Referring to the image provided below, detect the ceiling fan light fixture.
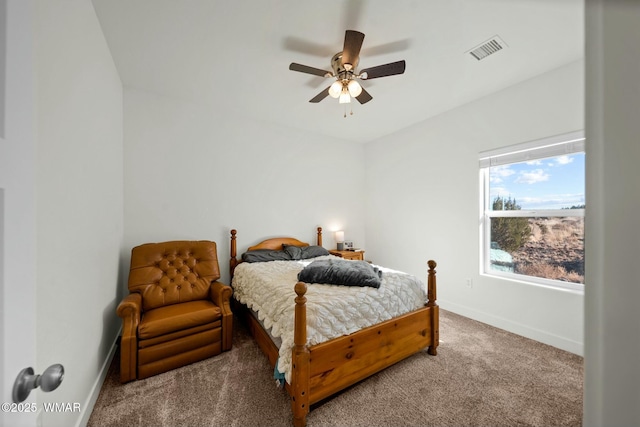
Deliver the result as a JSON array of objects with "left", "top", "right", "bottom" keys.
[
  {"left": 329, "top": 81, "right": 343, "bottom": 98},
  {"left": 347, "top": 80, "right": 362, "bottom": 97},
  {"left": 289, "top": 30, "right": 406, "bottom": 108},
  {"left": 339, "top": 87, "right": 351, "bottom": 104}
]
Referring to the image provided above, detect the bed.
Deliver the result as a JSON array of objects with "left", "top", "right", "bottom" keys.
[{"left": 229, "top": 227, "right": 439, "bottom": 427}]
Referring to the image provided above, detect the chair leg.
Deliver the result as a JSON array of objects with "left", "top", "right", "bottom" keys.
[
  {"left": 222, "top": 313, "right": 233, "bottom": 351},
  {"left": 119, "top": 333, "right": 137, "bottom": 383}
]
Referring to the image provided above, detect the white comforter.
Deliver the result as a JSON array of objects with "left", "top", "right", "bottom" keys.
[{"left": 231, "top": 255, "right": 427, "bottom": 383}]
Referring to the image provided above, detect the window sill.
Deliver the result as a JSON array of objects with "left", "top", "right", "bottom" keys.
[{"left": 480, "top": 271, "right": 585, "bottom": 294}]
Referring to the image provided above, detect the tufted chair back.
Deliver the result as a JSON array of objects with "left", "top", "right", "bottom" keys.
[{"left": 128, "top": 241, "right": 221, "bottom": 312}]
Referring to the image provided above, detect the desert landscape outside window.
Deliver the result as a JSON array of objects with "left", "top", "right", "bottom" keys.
[{"left": 479, "top": 132, "right": 585, "bottom": 291}]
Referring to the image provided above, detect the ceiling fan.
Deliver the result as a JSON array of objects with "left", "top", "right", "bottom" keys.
[{"left": 289, "top": 30, "right": 406, "bottom": 106}]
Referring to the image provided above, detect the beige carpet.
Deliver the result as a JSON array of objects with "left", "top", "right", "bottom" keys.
[{"left": 87, "top": 310, "right": 583, "bottom": 427}]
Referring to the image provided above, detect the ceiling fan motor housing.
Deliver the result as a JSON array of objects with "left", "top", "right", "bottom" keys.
[{"left": 331, "top": 52, "right": 358, "bottom": 79}]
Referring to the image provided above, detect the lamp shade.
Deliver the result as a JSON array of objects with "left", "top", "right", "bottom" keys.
[
  {"left": 339, "top": 89, "right": 351, "bottom": 104},
  {"left": 329, "top": 81, "right": 343, "bottom": 98},
  {"left": 347, "top": 80, "right": 362, "bottom": 97},
  {"left": 335, "top": 230, "right": 344, "bottom": 242}
]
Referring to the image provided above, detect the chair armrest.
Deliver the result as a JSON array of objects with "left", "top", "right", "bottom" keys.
[
  {"left": 117, "top": 292, "right": 142, "bottom": 322},
  {"left": 116, "top": 293, "right": 141, "bottom": 382},
  {"left": 210, "top": 281, "right": 233, "bottom": 351},
  {"left": 210, "top": 281, "right": 232, "bottom": 313}
]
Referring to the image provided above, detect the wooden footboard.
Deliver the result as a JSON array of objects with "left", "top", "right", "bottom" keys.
[
  {"left": 230, "top": 229, "right": 439, "bottom": 427},
  {"left": 290, "top": 262, "right": 438, "bottom": 427}
]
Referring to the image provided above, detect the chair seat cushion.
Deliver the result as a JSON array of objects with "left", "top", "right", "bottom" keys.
[{"left": 138, "top": 300, "right": 221, "bottom": 340}]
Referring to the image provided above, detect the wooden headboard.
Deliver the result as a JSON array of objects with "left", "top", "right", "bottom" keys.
[
  {"left": 248, "top": 237, "right": 309, "bottom": 251},
  {"left": 230, "top": 227, "right": 323, "bottom": 277}
]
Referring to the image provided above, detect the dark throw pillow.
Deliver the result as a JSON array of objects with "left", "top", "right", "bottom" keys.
[
  {"left": 242, "top": 249, "right": 291, "bottom": 263},
  {"left": 300, "top": 245, "right": 330, "bottom": 259},
  {"left": 298, "top": 259, "right": 382, "bottom": 288},
  {"left": 282, "top": 244, "right": 304, "bottom": 260}
]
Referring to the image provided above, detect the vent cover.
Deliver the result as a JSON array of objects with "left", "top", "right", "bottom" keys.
[{"left": 467, "top": 36, "right": 507, "bottom": 61}]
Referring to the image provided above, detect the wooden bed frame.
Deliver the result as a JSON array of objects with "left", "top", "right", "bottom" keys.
[{"left": 230, "top": 227, "right": 439, "bottom": 427}]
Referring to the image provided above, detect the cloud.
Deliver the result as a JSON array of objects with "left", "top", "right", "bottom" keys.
[
  {"left": 525, "top": 160, "right": 543, "bottom": 166},
  {"left": 490, "top": 165, "right": 515, "bottom": 184},
  {"left": 515, "top": 169, "right": 550, "bottom": 184},
  {"left": 490, "top": 187, "right": 510, "bottom": 199},
  {"left": 555, "top": 155, "right": 574, "bottom": 165}
]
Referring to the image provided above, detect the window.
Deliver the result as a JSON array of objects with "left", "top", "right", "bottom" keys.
[{"left": 479, "top": 131, "right": 585, "bottom": 291}]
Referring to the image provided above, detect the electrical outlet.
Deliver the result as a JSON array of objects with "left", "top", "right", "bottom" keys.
[{"left": 465, "top": 278, "right": 473, "bottom": 288}]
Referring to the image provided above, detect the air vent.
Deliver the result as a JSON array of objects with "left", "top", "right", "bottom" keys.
[{"left": 467, "top": 36, "right": 507, "bottom": 61}]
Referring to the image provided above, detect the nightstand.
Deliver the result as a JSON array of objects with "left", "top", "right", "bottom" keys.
[{"left": 329, "top": 250, "right": 365, "bottom": 261}]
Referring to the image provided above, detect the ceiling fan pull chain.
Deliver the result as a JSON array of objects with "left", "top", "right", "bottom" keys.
[{"left": 344, "top": 105, "right": 347, "bottom": 118}]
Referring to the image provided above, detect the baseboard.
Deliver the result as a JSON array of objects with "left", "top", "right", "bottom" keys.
[
  {"left": 439, "top": 300, "right": 584, "bottom": 356},
  {"left": 76, "top": 327, "right": 121, "bottom": 427}
]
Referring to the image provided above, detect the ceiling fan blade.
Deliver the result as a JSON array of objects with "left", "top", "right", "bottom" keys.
[
  {"left": 361, "top": 39, "right": 411, "bottom": 57},
  {"left": 355, "top": 87, "right": 373, "bottom": 104},
  {"left": 309, "top": 87, "right": 331, "bottom": 103},
  {"left": 283, "top": 37, "right": 336, "bottom": 57},
  {"left": 360, "top": 60, "right": 406, "bottom": 80},
  {"left": 289, "top": 63, "right": 333, "bottom": 78},
  {"left": 342, "top": 30, "right": 365, "bottom": 69}
]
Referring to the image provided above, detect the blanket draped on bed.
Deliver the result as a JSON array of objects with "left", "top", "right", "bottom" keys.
[
  {"left": 298, "top": 258, "right": 382, "bottom": 288},
  {"left": 231, "top": 255, "right": 427, "bottom": 383}
]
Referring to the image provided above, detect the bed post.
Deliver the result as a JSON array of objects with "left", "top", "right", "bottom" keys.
[
  {"left": 230, "top": 229, "right": 239, "bottom": 278},
  {"left": 316, "top": 226, "right": 322, "bottom": 247},
  {"left": 291, "top": 282, "right": 310, "bottom": 427},
  {"left": 427, "top": 260, "right": 439, "bottom": 356}
]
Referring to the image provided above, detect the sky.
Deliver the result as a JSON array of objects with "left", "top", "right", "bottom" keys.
[{"left": 489, "top": 153, "right": 585, "bottom": 210}]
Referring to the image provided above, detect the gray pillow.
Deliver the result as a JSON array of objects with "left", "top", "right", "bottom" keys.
[
  {"left": 283, "top": 244, "right": 330, "bottom": 260},
  {"left": 282, "top": 244, "right": 303, "bottom": 260},
  {"left": 298, "top": 259, "right": 382, "bottom": 288},
  {"left": 242, "top": 249, "right": 291, "bottom": 263},
  {"left": 300, "top": 245, "right": 330, "bottom": 259}
]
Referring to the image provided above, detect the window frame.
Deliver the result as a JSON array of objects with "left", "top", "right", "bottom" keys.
[{"left": 479, "top": 131, "right": 585, "bottom": 292}]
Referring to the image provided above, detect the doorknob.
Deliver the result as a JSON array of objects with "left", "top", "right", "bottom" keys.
[{"left": 12, "top": 364, "right": 64, "bottom": 403}]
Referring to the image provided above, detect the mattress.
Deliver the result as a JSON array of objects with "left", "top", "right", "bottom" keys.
[{"left": 231, "top": 255, "right": 427, "bottom": 383}]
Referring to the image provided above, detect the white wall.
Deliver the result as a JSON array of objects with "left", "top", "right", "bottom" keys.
[
  {"left": 364, "top": 60, "right": 585, "bottom": 355},
  {"left": 584, "top": 1, "right": 640, "bottom": 426},
  {"left": 124, "top": 88, "right": 366, "bottom": 285},
  {"left": 35, "top": 1, "right": 123, "bottom": 426}
]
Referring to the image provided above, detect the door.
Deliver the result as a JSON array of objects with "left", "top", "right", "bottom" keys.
[{"left": 1, "top": 1, "right": 38, "bottom": 426}]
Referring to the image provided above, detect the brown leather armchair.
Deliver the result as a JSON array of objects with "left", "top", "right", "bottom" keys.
[{"left": 116, "top": 240, "right": 232, "bottom": 382}]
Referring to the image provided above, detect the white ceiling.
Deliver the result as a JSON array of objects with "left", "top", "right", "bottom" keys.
[{"left": 91, "top": 0, "right": 584, "bottom": 143}]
